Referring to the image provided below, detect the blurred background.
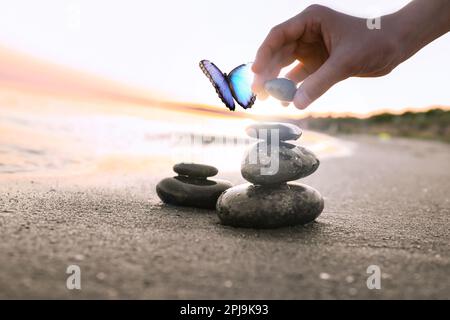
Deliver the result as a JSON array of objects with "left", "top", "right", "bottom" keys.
[{"left": 0, "top": 0, "right": 449, "bottom": 177}]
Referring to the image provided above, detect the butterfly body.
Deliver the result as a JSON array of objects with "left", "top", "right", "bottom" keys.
[{"left": 199, "top": 60, "right": 256, "bottom": 111}]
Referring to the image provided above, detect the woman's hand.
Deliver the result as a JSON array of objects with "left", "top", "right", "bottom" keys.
[{"left": 252, "top": 1, "right": 450, "bottom": 109}]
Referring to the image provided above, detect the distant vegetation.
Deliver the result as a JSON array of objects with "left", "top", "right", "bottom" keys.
[{"left": 295, "top": 108, "right": 450, "bottom": 143}]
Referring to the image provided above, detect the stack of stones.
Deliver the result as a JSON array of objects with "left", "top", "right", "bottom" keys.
[
  {"left": 156, "top": 163, "right": 232, "bottom": 209},
  {"left": 216, "top": 122, "right": 324, "bottom": 228}
]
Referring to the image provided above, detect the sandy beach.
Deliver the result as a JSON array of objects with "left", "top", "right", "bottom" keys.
[{"left": 1, "top": 130, "right": 449, "bottom": 299}]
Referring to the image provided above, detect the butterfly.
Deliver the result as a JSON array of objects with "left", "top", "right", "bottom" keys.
[{"left": 199, "top": 60, "right": 256, "bottom": 111}]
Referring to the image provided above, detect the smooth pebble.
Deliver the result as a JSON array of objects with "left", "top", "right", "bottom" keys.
[
  {"left": 245, "top": 122, "right": 302, "bottom": 141},
  {"left": 241, "top": 142, "right": 319, "bottom": 185},
  {"left": 216, "top": 182, "right": 324, "bottom": 228},
  {"left": 156, "top": 176, "right": 232, "bottom": 209},
  {"left": 173, "top": 163, "right": 218, "bottom": 178},
  {"left": 264, "top": 78, "right": 297, "bottom": 102}
]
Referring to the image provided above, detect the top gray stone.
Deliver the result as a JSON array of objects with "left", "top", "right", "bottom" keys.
[
  {"left": 264, "top": 78, "right": 297, "bottom": 102},
  {"left": 173, "top": 163, "right": 218, "bottom": 178},
  {"left": 245, "top": 122, "right": 302, "bottom": 141}
]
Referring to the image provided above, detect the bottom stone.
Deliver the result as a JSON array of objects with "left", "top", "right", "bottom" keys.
[{"left": 216, "top": 182, "right": 324, "bottom": 228}]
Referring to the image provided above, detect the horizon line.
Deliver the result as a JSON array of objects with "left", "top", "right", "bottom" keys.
[{"left": 0, "top": 45, "right": 448, "bottom": 121}]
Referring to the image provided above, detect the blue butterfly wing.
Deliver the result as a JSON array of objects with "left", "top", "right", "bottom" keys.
[
  {"left": 228, "top": 63, "right": 256, "bottom": 109},
  {"left": 199, "top": 60, "right": 235, "bottom": 111}
]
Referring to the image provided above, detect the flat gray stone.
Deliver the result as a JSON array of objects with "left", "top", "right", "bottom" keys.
[
  {"left": 156, "top": 176, "right": 232, "bottom": 209},
  {"left": 173, "top": 163, "right": 218, "bottom": 178},
  {"left": 264, "top": 78, "right": 297, "bottom": 102},
  {"left": 241, "top": 142, "right": 319, "bottom": 185},
  {"left": 245, "top": 122, "right": 302, "bottom": 141},
  {"left": 216, "top": 182, "right": 324, "bottom": 228}
]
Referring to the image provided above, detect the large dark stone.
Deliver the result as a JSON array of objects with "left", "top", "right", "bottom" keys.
[
  {"left": 245, "top": 122, "right": 302, "bottom": 141},
  {"left": 173, "top": 163, "right": 218, "bottom": 178},
  {"left": 156, "top": 176, "right": 232, "bottom": 209},
  {"left": 216, "top": 182, "right": 324, "bottom": 228},
  {"left": 241, "top": 142, "right": 319, "bottom": 185}
]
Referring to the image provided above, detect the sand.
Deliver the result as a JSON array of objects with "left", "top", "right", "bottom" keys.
[{"left": 0, "top": 135, "right": 449, "bottom": 299}]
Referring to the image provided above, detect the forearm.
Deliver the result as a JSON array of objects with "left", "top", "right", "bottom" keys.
[{"left": 392, "top": 0, "right": 450, "bottom": 61}]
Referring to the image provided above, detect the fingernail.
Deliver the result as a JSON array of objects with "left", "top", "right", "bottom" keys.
[{"left": 293, "top": 89, "right": 312, "bottom": 110}]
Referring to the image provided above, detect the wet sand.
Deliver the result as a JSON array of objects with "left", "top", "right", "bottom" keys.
[{"left": 0, "top": 135, "right": 449, "bottom": 299}]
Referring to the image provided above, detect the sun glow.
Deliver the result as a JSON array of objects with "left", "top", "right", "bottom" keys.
[{"left": 0, "top": 0, "right": 448, "bottom": 117}]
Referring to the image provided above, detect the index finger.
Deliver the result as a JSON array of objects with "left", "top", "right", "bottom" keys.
[{"left": 252, "top": 13, "right": 307, "bottom": 74}]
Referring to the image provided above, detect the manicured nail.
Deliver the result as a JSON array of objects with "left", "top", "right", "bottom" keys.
[{"left": 293, "top": 89, "right": 312, "bottom": 110}]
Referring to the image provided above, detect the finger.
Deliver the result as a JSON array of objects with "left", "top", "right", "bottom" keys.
[
  {"left": 267, "top": 42, "right": 297, "bottom": 78},
  {"left": 252, "top": 44, "right": 296, "bottom": 99},
  {"left": 252, "top": 45, "right": 272, "bottom": 74},
  {"left": 285, "top": 62, "right": 310, "bottom": 84},
  {"left": 281, "top": 102, "right": 290, "bottom": 107},
  {"left": 253, "top": 13, "right": 307, "bottom": 74},
  {"left": 252, "top": 73, "right": 269, "bottom": 100},
  {"left": 293, "top": 56, "right": 347, "bottom": 110}
]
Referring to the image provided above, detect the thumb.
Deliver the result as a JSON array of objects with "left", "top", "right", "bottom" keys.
[{"left": 293, "top": 56, "right": 347, "bottom": 109}]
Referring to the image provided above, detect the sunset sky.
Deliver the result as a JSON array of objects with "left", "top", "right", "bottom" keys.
[{"left": 0, "top": 0, "right": 449, "bottom": 116}]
